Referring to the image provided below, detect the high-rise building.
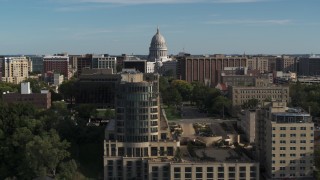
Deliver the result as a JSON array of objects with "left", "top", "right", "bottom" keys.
[
  {"left": 28, "top": 55, "right": 44, "bottom": 73},
  {"left": 298, "top": 55, "right": 320, "bottom": 76},
  {"left": 43, "top": 55, "right": 69, "bottom": 79},
  {"left": 75, "top": 69, "right": 119, "bottom": 108},
  {"left": 76, "top": 54, "right": 93, "bottom": 77},
  {"left": 261, "top": 102, "right": 314, "bottom": 179},
  {"left": 276, "top": 55, "right": 297, "bottom": 72},
  {"left": 1, "top": 56, "right": 29, "bottom": 84},
  {"left": 104, "top": 71, "right": 260, "bottom": 180}
]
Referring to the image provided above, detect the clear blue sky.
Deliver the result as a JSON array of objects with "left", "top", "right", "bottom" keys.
[{"left": 0, "top": 0, "right": 319, "bottom": 55}]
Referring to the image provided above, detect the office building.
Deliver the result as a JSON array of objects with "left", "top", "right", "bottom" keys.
[
  {"left": 76, "top": 54, "right": 93, "bottom": 77},
  {"left": 28, "top": 55, "right": 44, "bottom": 73},
  {"left": 177, "top": 55, "right": 247, "bottom": 86},
  {"left": 43, "top": 55, "right": 69, "bottom": 79},
  {"left": 276, "top": 55, "right": 297, "bottom": 72},
  {"left": 1, "top": 56, "right": 29, "bottom": 84},
  {"left": 229, "top": 85, "right": 289, "bottom": 107},
  {"left": 75, "top": 69, "right": 119, "bottom": 108},
  {"left": 92, "top": 54, "right": 117, "bottom": 73},
  {"left": 298, "top": 55, "right": 320, "bottom": 76},
  {"left": 123, "top": 60, "right": 147, "bottom": 73}
]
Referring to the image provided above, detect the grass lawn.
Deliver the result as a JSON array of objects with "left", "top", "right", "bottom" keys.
[{"left": 164, "top": 105, "right": 181, "bottom": 121}]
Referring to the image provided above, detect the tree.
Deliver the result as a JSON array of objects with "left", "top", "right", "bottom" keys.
[
  {"left": 22, "top": 78, "right": 48, "bottom": 93},
  {"left": 171, "top": 80, "right": 193, "bottom": 101},
  {"left": 191, "top": 82, "right": 209, "bottom": 107},
  {"left": 163, "top": 87, "right": 182, "bottom": 107},
  {"left": 242, "top": 98, "right": 259, "bottom": 109},
  {"left": 59, "top": 79, "right": 77, "bottom": 105},
  {"left": 0, "top": 102, "right": 77, "bottom": 179},
  {"left": 26, "top": 130, "right": 70, "bottom": 177}
]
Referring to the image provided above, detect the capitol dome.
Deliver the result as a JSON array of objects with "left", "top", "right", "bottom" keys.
[{"left": 148, "top": 27, "right": 168, "bottom": 61}]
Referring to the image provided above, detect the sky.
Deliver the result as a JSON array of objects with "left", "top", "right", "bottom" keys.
[{"left": 0, "top": 0, "right": 319, "bottom": 55}]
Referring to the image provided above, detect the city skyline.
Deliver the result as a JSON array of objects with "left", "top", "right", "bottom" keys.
[{"left": 0, "top": 0, "right": 319, "bottom": 55}]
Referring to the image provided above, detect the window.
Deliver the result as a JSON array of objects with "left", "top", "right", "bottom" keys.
[
  {"left": 290, "top": 127, "right": 296, "bottom": 130},
  {"left": 300, "top": 153, "right": 306, "bottom": 157},
  {"left": 300, "top": 147, "right": 306, "bottom": 150},
  {"left": 290, "top": 167, "right": 295, "bottom": 170},
  {"left": 229, "top": 167, "right": 235, "bottom": 172},
  {"left": 290, "top": 160, "right": 296, "bottom": 164},
  {"left": 196, "top": 167, "right": 202, "bottom": 172},
  {"left": 207, "top": 167, "right": 213, "bottom": 172},
  {"left": 280, "top": 127, "right": 286, "bottom": 130},
  {"left": 239, "top": 167, "right": 246, "bottom": 171},
  {"left": 174, "top": 167, "right": 181, "bottom": 172},
  {"left": 280, "top": 134, "right": 286, "bottom": 137},
  {"left": 300, "top": 167, "right": 306, "bottom": 170},
  {"left": 300, "top": 133, "right": 306, "bottom": 137},
  {"left": 280, "top": 167, "right": 286, "bottom": 170},
  {"left": 300, "top": 127, "right": 306, "bottom": 130},
  {"left": 290, "top": 154, "right": 296, "bottom": 157},
  {"left": 185, "top": 167, "right": 191, "bottom": 172},
  {"left": 280, "top": 147, "right": 286, "bottom": 150},
  {"left": 218, "top": 167, "right": 224, "bottom": 172},
  {"left": 300, "top": 160, "right": 306, "bottom": 163},
  {"left": 290, "top": 134, "right": 296, "bottom": 137},
  {"left": 290, "top": 147, "right": 296, "bottom": 150},
  {"left": 300, "top": 140, "right": 306, "bottom": 143},
  {"left": 272, "top": 127, "right": 276, "bottom": 130},
  {"left": 272, "top": 134, "right": 276, "bottom": 137},
  {"left": 280, "top": 140, "right": 286, "bottom": 144},
  {"left": 280, "top": 160, "right": 286, "bottom": 164},
  {"left": 280, "top": 154, "right": 285, "bottom": 158},
  {"left": 290, "top": 140, "right": 296, "bottom": 143}
]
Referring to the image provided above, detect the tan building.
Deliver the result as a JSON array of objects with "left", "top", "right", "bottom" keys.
[
  {"left": 229, "top": 85, "right": 289, "bottom": 107},
  {"left": 247, "top": 56, "right": 277, "bottom": 73},
  {"left": 1, "top": 56, "right": 29, "bottom": 84},
  {"left": 276, "top": 55, "right": 297, "bottom": 72},
  {"left": 262, "top": 102, "right": 314, "bottom": 179}
]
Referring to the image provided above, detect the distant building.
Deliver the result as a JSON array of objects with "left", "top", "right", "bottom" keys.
[
  {"left": 2, "top": 82, "right": 51, "bottom": 109},
  {"left": 148, "top": 27, "right": 169, "bottom": 62},
  {"left": 298, "top": 55, "right": 320, "bottom": 76},
  {"left": 75, "top": 69, "right": 119, "bottom": 108},
  {"left": 92, "top": 54, "right": 117, "bottom": 73},
  {"left": 1, "top": 56, "right": 29, "bottom": 84},
  {"left": 43, "top": 55, "right": 69, "bottom": 80},
  {"left": 76, "top": 54, "right": 93, "bottom": 77},
  {"left": 229, "top": 85, "right": 289, "bottom": 107},
  {"left": 177, "top": 55, "right": 247, "bottom": 86},
  {"left": 123, "top": 60, "right": 147, "bottom": 73},
  {"left": 276, "top": 55, "right": 297, "bottom": 72},
  {"left": 146, "top": 62, "right": 155, "bottom": 73},
  {"left": 28, "top": 55, "right": 44, "bottom": 73}
]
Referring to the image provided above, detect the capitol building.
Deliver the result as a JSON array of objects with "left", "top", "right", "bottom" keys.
[{"left": 148, "top": 27, "right": 170, "bottom": 62}]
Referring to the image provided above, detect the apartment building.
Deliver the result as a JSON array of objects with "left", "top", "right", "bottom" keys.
[{"left": 1, "top": 56, "right": 29, "bottom": 84}]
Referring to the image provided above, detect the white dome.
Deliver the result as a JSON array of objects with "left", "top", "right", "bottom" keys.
[
  {"left": 151, "top": 28, "right": 167, "bottom": 48},
  {"left": 148, "top": 27, "right": 168, "bottom": 61}
]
